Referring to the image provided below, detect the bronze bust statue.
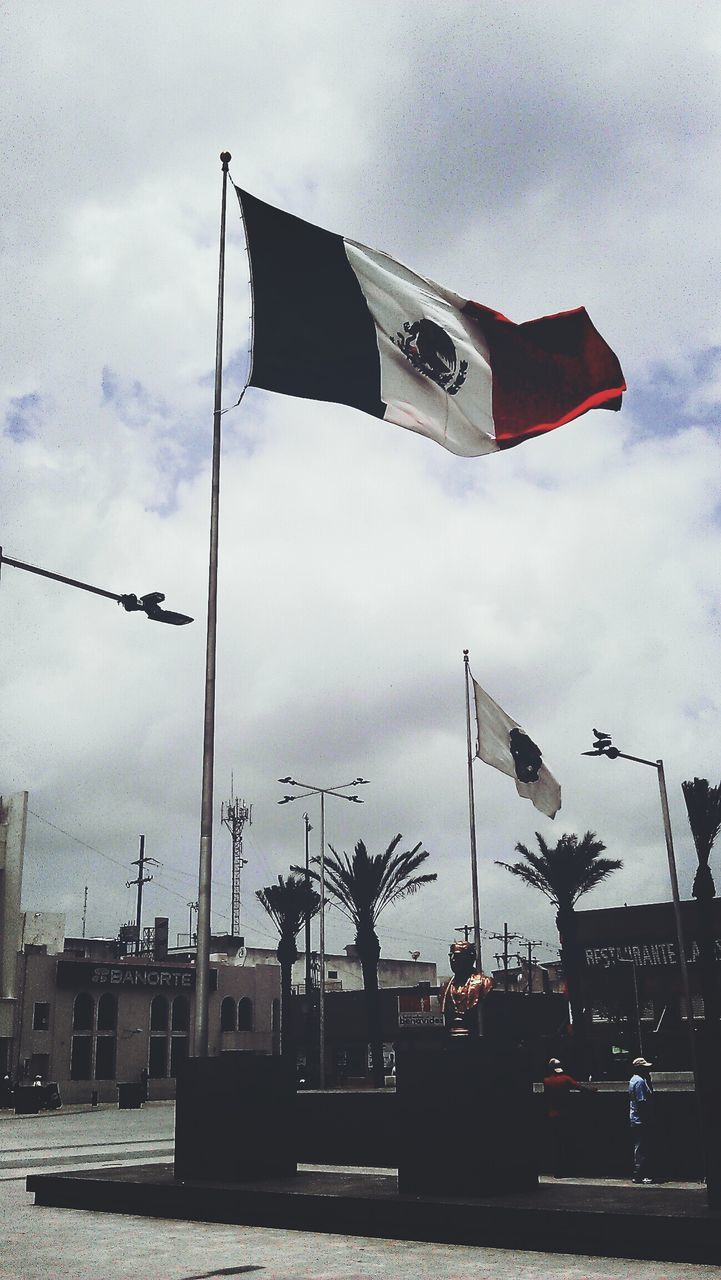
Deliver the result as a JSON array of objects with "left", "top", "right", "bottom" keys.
[{"left": 439, "top": 941, "right": 494, "bottom": 1037}]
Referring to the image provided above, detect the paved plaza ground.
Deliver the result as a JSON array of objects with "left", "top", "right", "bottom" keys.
[{"left": 2, "top": 1102, "right": 718, "bottom": 1280}]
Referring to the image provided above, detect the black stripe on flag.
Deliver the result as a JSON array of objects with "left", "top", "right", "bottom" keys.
[{"left": 236, "top": 188, "right": 384, "bottom": 418}]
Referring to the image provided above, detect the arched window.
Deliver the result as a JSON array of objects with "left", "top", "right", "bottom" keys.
[
  {"left": 237, "top": 997, "right": 253, "bottom": 1032},
  {"left": 171, "top": 995, "right": 189, "bottom": 1032},
  {"left": 71, "top": 993, "right": 95, "bottom": 1079},
  {"left": 149, "top": 996, "right": 169, "bottom": 1078},
  {"left": 170, "top": 996, "right": 189, "bottom": 1077},
  {"left": 150, "top": 995, "right": 169, "bottom": 1032},
  {"left": 220, "top": 996, "right": 237, "bottom": 1032},
  {"left": 97, "top": 993, "right": 117, "bottom": 1032},
  {"left": 95, "top": 994, "right": 117, "bottom": 1080},
  {"left": 72, "top": 992, "right": 94, "bottom": 1032}
]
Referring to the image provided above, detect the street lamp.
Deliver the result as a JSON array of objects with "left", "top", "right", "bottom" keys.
[
  {"left": 278, "top": 776, "right": 369, "bottom": 1088},
  {"left": 582, "top": 729, "right": 716, "bottom": 1198},
  {"left": 0, "top": 549, "right": 193, "bottom": 625},
  {"left": 582, "top": 730, "right": 694, "bottom": 1040}
]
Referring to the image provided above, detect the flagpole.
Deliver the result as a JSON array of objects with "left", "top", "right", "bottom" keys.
[
  {"left": 463, "top": 650, "right": 482, "bottom": 971},
  {"left": 194, "top": 150, "right": 231, "bottom": 1057}
]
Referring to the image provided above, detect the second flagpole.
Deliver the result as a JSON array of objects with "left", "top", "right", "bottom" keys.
[{"left": 463, "top": 649, "right": 483, "bottom": 975}]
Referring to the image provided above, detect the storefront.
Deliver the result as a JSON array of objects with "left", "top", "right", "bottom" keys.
[{"left": 14, "top": 948, "right": 280, "bottom": 1103}]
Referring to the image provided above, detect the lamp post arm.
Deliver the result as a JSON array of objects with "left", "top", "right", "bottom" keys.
[
  {"left": 614, "top": 750, "right": 659, "bottom": 769},
  {"left": 1, "top": 552, "right": 123, "bottom": 602}
]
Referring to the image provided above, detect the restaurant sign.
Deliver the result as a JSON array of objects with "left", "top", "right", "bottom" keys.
[{"left": 583, "top": 939, "right": 721, "bottom": 969}]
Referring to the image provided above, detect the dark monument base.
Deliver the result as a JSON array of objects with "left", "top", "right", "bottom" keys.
[
  {"left": 396, "top": 1039, "right": 538, "bottom": 1195},
  {"left": 174, "top": 1053, "right": 296, "bottom": 1183}
]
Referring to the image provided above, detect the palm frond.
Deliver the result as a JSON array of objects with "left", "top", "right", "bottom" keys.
[
  {"left": 497, "top": 830, "right": 620, "bottom": 912},
  {"left": 683, "top": 777, "right": 721, "bottom": 864},
  {"left": 255, "top": 873, "right": 321, "bottom": 942}
]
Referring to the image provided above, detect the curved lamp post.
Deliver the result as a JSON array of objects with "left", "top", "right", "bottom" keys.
[
  {"left": 582, "top": 729, "right": 718, "bottom": 1202},
  {"left": 278, "top": 776, "right": 369, "bottom": 1088},
  {"left": 0, "top": 549, "right": 193, "bottom": 625}
]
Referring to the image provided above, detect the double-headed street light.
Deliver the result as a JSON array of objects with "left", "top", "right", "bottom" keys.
[
  {"left": 278, "top": 776, "right": 369, "bottom": 1088},
  {"left": 0, "top": 549, "right": 193, "bottom": 625}
]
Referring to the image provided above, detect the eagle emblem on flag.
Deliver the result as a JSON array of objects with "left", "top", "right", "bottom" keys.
[{"left": 394, "top": 318, "right": 468, "bottom": 395}]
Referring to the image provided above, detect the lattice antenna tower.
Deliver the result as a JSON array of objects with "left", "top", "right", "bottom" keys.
[{"left": 221, "top": 778, "right": 251, "bottom": 938}]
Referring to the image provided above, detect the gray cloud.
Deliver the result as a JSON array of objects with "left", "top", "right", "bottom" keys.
[{"left": 2, "top": 1, "right": 720, "bottom": 970}]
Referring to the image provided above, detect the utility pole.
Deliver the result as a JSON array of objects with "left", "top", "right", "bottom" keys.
[
  {"left": 126, "top": 835, "right": 158, "bottom": 955},
  {"left": 303, "top": 814, "right": 313, "bottom": 997},
  {"left": 454, "top": 924, "right": 474, "bottom": 944},
  {"left": 221, "top": 787, "right": 251, "bottom": 938},
  {"left": 523, "top": 939, "right": 544, "bottom": 995},
  {"left": 81, "top": 886, "right": 88, "bottom": 939},
  {"left": 489, "top": 923, "right": 522, "bottom": 992}
]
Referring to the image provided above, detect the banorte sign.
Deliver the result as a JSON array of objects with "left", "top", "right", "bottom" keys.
[{"left": 56, "top": 959, "right": 218, "bottom": 991}]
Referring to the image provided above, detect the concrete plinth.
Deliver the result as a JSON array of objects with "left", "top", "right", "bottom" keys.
[
  {"left": 396, "top": 1040, "right": 537, "bottom": 1194},
  {"left": 174, "top": 1052, "right": 296, "bottom": 1183}
]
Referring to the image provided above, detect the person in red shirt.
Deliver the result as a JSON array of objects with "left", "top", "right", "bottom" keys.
[{"left": 543, "top": 1058, "right": 596, "bottom": 1177}]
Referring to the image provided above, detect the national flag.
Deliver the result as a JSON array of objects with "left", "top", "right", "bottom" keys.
[
  {"left": 235, "top": 187, "right": 625, "bottom": 459},
  {"left": 472, "top": 678, "right": 561, "bottom": 818}
]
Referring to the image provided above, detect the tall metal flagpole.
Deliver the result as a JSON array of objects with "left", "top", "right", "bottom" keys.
[
  {"left": 194, "top": 151, "right": 231, "bottom": 1057},
  {"left": 319, "top": 791, "right": 327, "bottom": 1089},
  {"left": 463, "top": 650, "right": 483, "bottom": 971}
]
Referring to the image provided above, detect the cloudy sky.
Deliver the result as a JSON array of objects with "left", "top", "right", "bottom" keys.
[{"left": 3, "top": 3, "right": 720, "bottom": 975}]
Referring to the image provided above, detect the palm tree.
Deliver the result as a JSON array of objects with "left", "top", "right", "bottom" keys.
[
  {"left": 682, "top": 777, "right": 721, "bottom": 1025},
  {"left": 298, "top": 835, "right": 436, "bottom": 1087},
  {"left": 256, "top": 874, "right": 321, "bottom": 1062},
  {"left": 496, "top": 831, "right": 621, "bottom": 1067}
]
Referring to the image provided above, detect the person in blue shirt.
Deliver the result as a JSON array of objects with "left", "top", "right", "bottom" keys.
[{"left": 629, "top": 1057, "right": 656, "bottom": 1183}]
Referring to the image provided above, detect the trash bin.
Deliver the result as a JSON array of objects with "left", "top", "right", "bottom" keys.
[
  {"left": 44, "top": 1082, "right": 62, "bottom": 1110},
  {"left": 117, "top": 1082, "right": 144, "bottom": 1109},
  {"left": 15, "top": 1087, "right": 42, "bottom": 1115}
]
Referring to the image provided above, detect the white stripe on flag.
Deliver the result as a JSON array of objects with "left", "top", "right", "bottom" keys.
[
  {"left": 344, "top": 240, "right": 496, "bottom": 457},
  {"left": 472, "top": 678, "right": 561, "bottom": 819}
]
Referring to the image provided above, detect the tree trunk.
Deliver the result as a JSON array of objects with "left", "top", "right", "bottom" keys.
[
  {"left": 357, "top": 925, "right": 384, "bottom": 1087},
  {"left": 277, "top": 936, "right": 298, "bottom": 1064},
  {"left": 556, "top": 906, "right": 588, "bottom": 1074}
]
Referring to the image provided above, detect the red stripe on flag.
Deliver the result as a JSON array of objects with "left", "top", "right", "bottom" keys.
[{"left": 464, "top": 301, "right": 626, "bottom": 446}]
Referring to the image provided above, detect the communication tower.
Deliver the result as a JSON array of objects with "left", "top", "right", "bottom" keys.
[{"left": 221, "top": 783, "right": 251, "bottom": 938}]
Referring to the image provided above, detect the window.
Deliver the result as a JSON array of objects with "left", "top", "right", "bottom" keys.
[
  {"left": 150, "top": 994, "right": 169, "bottom": 1032},
  {"left": 32, "top": 1002, "right": 50, "bottom": 1031},
  {"left": 148, "top": 1035, "right": 167, "bottom": 1079},
  {"left": 70, "top": 993, "right": 95, "bottom": 1080},
  {"left": 97, "top": 994, "right": 117, "bottom": 1032},
  {"left": 70, "top": 992, "right": 118, "bottom": 1081},
  {"left": 149, "top": 996, "right": 169, "bottom": 1078},
  {"left": 171, "top": 995, "right": 189, "bottom": 1033},
  {"left": 95, "top": 995, "right": 117, "bottom": 1080},
  {"left": 72, "top": 992, "right": 94, "bottom": 1033},
  {"left": 170, "top": 997, "right": 189, "bottom": 1077},
  {"left": 237, "top": 997, "right": 253, "bottom": 1032},
  {"left": 327, "top": 971, "right": 338, "bottom": 980},
  {"left": 220, "top": 997, "right": 237, "bottom": 1032}
]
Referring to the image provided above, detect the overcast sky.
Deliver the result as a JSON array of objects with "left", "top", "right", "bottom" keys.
[{"left": 3, "top": 2, "right": 720, "bottom": 975}]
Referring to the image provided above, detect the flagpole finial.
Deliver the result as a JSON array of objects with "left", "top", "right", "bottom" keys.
[
  {"left": 220, "top": 151, "right": 231, "bottom": 169},
  {"left": 463, "top": 648, "right": 469, "bottom": 660}
]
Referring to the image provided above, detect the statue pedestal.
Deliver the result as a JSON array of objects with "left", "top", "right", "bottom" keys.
[
  {"left": 174, "top": 1054, "right": 296, "bottom": 1183},
  {"left": 396, "top": 1040, "right": 538, "bottom": 1195}
]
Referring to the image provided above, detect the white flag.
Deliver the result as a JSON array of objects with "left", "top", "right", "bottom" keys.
[{"left": 472, "top": 678, "right": 561, "bottom": 819}]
